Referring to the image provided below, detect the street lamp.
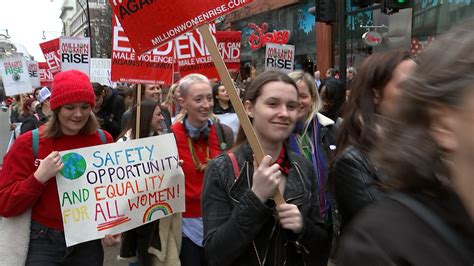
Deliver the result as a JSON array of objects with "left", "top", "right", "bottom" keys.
[
  {"left": 77, "top": 0, "right": 93, "bottom": 56},
  {"left": 42, "top": 30, "right": 63, "bottom": 40},
  {"left": 0, "top": 29, "right": 10, "bottom": 39},
  {"left": 77, "top": 0, "right": 91, "bottom": 38}
]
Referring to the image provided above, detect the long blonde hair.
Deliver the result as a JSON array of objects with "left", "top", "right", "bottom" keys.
[{"left": 288, "top": 71, "right": 321, "bottom": 129}]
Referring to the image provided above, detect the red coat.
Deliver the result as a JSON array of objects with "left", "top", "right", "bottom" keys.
[
  {"left": 172, "top": 122, "right": 221, "bottom": 218},
  {"left": 0, "top": 128, "right": 113, "bottom": 230}
]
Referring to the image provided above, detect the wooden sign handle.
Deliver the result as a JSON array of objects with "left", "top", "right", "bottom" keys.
[
  {"left": 135, "top": 84, "right": 142, "bottom": 139},
  {"left": 198, "top": 24, "right": 285, "bottom": 206}
]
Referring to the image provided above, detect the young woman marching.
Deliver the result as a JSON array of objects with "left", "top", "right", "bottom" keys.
[
  {"left": 0, "top": 70, "right": 113, "bottom": 265},
  {"left": 202, "top": 71, "right": 328, "bottom": 266}
]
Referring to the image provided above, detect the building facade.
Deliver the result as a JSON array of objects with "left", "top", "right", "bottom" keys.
[
  {"left": 60, "top": 0, "right": 112, "bottom": 58},
  {"left": 411, "top": 0, "right": 473, "bottom": 54},
  {"left": 219, "top": 0, "right": 316, "bottom": 79}
]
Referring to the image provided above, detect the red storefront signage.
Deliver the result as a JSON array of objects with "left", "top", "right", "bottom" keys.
[
  {"left": 362, "top": 31, "right": 382, "bottom": 46},
  {"left": 248, "top": 23, "right": 291, "bottom": 50}
]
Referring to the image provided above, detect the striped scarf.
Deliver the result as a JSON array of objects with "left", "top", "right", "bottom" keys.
[{"left": 289, "top": 116, "right": 331, "bottom": 223}]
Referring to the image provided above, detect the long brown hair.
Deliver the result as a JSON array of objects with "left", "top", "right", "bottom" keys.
[
  {"left": 117, "top": 99, "right": 161, "bottom": 140},
  {"left": 332, "top": 50, "right": 412, "bottom": 163},
  {"left": 372, "top": 21, "right": 474, "bottom": 194}
]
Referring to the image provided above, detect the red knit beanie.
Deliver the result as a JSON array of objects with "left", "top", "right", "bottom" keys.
[{"left": 50, "top": 70, "right": 95, "bottom": 110}]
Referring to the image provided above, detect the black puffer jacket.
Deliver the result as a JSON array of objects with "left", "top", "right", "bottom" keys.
[
  {"left": 202, "top": 143, "right": 329, "bottom": 266},
  {"left": 331, "top": 145, "right": 386, "bottom": 230}
]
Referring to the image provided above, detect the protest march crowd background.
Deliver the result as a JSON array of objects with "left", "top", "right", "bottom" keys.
[{"left": 0, "top": 0, "right": 473, "bottom": 265}]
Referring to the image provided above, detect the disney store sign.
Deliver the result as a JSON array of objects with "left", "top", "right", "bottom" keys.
[{"left": 247, "top": 22, "right": 291, "bottom": 50}]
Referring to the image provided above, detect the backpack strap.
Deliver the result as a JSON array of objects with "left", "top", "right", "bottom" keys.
[
  {"left": 32, "top": 128, "right": 39, "bottom": 159},
  {"left": 98, "top": 129, "right": 107, "bottom": 144},
  {"left": 214, "top": 121, "right": 227, "bottom": 151},
  {"left": 227, "top": 152, "right": 240, "bottom": 180},
  {"left": 389, "top": 192, "right": 472, "bottom": 263}
]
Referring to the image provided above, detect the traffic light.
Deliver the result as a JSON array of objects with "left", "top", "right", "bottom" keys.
[
  {"left": 315, "top": 0, "right": 336, "bottom": 23},
  {"left": 381, "top": 0, "right": 412, "bottom": 14}
]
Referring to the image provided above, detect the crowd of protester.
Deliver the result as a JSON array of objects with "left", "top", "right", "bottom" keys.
[{"left": 0, "top": 20, "right": 473, "bottom": 266}]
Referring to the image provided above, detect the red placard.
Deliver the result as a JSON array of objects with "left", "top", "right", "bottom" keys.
[
  {"left": 39, "top": 38, "right": 61, "bottom": 74},
  {"left": 216, "top": 31, "right": 241, "bottom": 73},
  {"left": 111, "top": 16, "right": 174, "bottom": 85},
  {"left": 39, "top": 62, "right": 53, "bottom": 87},
  {"left": 176, "top": 29, "right": 241, "bottom": 80},
  {"left": 109, "top": 0, "right": 252, "bottom": 55}
]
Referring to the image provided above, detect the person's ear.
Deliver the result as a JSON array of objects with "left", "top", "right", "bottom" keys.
[
  {"left": 429, "top": 105, "right": 458, "bottom": 152},
  {"left": 373, "top": 88, "right": 382, "bottom": 105},
  {"left": 244, "top": 100, "right": 254, "bottom": 118},
  {"left": 178, "top": 96, "right": 185, "bottom": 108}
]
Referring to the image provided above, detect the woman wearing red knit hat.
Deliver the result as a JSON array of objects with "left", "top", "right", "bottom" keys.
[{"left": 0, "top": 70, "right": 113, "bottom": 265}]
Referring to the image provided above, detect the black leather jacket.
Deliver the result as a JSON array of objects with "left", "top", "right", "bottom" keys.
[
  {"left": 331, "top": 145, "right": 386, "bottom": 230},
  {"left": 202, "top": 143, "right": 328, "bottom": 266}
]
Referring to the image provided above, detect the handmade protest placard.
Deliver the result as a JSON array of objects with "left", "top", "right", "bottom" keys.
[
  {"left": 27, "top": 61, "right": 41, "bottom": 87},
  {"left": 265, "top": 43, "right": 295, "bottom": 74},
  {"left": 39, "top": 38, "right": 61, "bottom": 74},
  {"left": 111, "top": 16, "right": 174, "bottom": 85},
  {"left": 56, "top": 134, "right": 185, "bottom": 247},
  {"left": 60, "top": 37, "right": 91, "bottom": 76},
  {"left": 90, "top": 58, "right": 115, "bottom": 87},
  {"left": 0, "top": 56, "right": 32, "bottom": 96},
  {"left": 39, "top": 62, "right": 53, "bottom": 87},
  {"left": 109, "top": 0, "right": 253, "bottom": 55}
]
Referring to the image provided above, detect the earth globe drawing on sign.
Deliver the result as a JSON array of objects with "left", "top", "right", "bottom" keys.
[{"left": 60, "top": 153, "right": 87, "bottom": 180}]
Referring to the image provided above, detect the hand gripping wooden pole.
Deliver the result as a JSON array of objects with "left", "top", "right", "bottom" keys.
[{"left": 198, "top": 24, "right": 285, "bottom": 205}]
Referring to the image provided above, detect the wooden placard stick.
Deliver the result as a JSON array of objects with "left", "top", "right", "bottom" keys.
[
  {"left": 135, "top": 84, "right": 142, "bottom": 139},
  {"left": 198, "top": 24, "right": 285, "bottom": 205}
]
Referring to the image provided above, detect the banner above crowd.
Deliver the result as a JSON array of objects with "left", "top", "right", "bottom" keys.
[
  {"left": 60, "top": 37, "right": 91, "bottom": 76},
  {"left": 176, "top": 28, "right": 241, "bottom": 80},
  {"left": 90, "top": 58, "right": 115, "bottom": 87},
  {"left": 0, "top": 56, "right": 32, "bottom": 96},
  {"left": 39, "top": 38, "right": 61, "bottom": 74},
  {"left": 27, "top": 61, "right": 41, "bottom": 87},
  {"left": 109, "top": 0, "right": 253, "bottom": 54},
  {"left": 111, "top": 16, "right": 174, "bottom": 85},
  {"left": 39, "top": 62, "right": 53, "bottom": 87},
  {"left": 264, "top": 43, "right": 295, "bottom": 74}
]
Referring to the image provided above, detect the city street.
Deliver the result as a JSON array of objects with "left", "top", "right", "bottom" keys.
[{"left": 1, "top": 0, "right": 473, "bottom": 265}]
